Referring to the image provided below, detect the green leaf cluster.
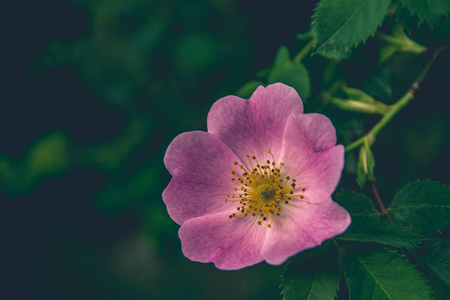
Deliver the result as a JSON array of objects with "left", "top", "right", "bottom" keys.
[
  {"left": 0, "top": 116, "right": 152, "bottom": 196},
  {"left": 249, "top": 1, "right": 450, "bottom": 298},
  {"left": 311, "top": 0, "right": 449, "bottom": 60},
  {"left": 282, "top": 180, "right": 450, "bottom": 299},
  {"left": 344, "top": 248, "right": 433, "bottom": 299}
]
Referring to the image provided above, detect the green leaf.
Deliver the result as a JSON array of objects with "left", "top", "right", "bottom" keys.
[
  {"left": 337, "top": 215, "right": 427, "bottom": 247},
  {"left": 356, "top": 143, "right": 375, "bottom": 189},
  {"left": 317, "top": 48, "right": 352, "bottom": 61},
  {"left": 364, "top": 140, "right": 375, "bottom": 181},
  {"left": 0, "top": 132, "right": 71, "bottom": 196},
  {"left": 27, "top": 131, "right": 70, "bottom": 176},
  {"left": 379, "top": 44, "right": 399, "bottom": 64},
  {"left": 421, "top": 239, "right": 450, "bottom": 286},
  {"left": 400, "top": 0, "right": 450, "bottom": 26},
  {"left": 356, "top": 150, "right": 368, "bottom": 188},
  {"left": 388, "top": 180, "right": 450, "bottom": 233},
  {"left": 344, "top": 248, "right": 433, "bottom": 300},
  {"left": 281, "top": 241, "right": 340, "bottom": 300},
  {"left": 397, "top": 5, "right": 422, "bottom": 33},
  {"left": 432, "top": 13, "right": 450, "bottom": 38},
  {"left": 236, "top": 80, "right": 265, "bottom": 99},
  {"left": 255, "top": 67, "right": 272, "bottom": 79},
  {"left": 274, "top": 46, "right": 291, "bottom": 66},
  {"left": 334, "top": 190, "right": 378, "bottom": 216},
  {"left": 312, "top": 0, "right": 390, "bottom": 56},
  {"left": 268, "top": 60, "right": 311, "bottom": 100}
]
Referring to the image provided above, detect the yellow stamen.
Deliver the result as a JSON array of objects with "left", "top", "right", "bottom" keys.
[{"left": 225, "top": 150, "right": 305, "bottom": 228}]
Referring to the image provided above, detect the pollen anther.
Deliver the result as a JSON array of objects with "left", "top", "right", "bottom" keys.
[{"left": 225, "top": 150, "right": 306, "bottom": 228}]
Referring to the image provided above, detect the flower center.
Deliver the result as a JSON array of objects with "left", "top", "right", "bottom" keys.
[
  {"left": 257, "top": 184, "right": 276, "bottom": 201},
  {"left": 225, "top": 150, "right": 305, "bottom": 228}
]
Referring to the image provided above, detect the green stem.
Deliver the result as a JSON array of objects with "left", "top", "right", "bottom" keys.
[
  {"left": 345, "top": 92, "right": 413, "bottom": 153},
  {"left": 329, "top": 97, "right": 391, "bottom": 115},
  {"left": 345, "top": 45, "right": 446, "bottom": 153},
  {"left": 345, "top": 91, "right": 414, "bottom": 152},
  {"left": 346, "top": 134, "right": 373, "bottom": 153},
  {"left": 372, "top": 92, "right": 413, "bottom": 136},
  {"left": 294, "top": 40, "right": 314, "bottom": 63}
]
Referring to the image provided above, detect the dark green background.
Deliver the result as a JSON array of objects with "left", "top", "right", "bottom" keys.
[{"left": 1, "top": 0, "right": 448, "bottom": 299}]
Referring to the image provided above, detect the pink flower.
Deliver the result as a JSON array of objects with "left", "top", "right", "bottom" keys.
[{"left": 163, "top": 83, "right": 351, "bottom": 270}]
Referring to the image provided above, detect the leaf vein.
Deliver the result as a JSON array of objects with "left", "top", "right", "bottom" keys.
[{"left": 316, "top": 0, "right": 370, "bottom": 51}]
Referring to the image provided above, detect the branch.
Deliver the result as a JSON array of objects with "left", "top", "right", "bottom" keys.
[{"left": 345, "top": 45, "right": 447, "bottom": 153}]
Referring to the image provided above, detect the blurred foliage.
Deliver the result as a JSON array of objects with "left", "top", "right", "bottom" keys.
[
  {"left": 2, "top": 0, "right": 314, "bottom": 299},
  {"left": 1, "top": 0, "right": 449, "bottom": 299}
]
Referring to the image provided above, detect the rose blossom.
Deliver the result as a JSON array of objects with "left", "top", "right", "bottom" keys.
[{"left": 163, "top": 83, "right": 351, "bottom": 270}]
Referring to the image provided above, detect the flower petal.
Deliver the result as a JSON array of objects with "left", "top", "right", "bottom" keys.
[
  {"left": 279, "top": 113, "right": 316, "bottom": 177},
  {"left": 207, "top": 83, "right": 303, "bottom": 164},
  {"left": 279, "top": 114, "right": 344, "bottom": 203},
  {"left": 296, "top": 113, "right": 337, "bottom": 151},
  {"left": 248, "top": 83, "right": 304, "bottom": 159},
  {"left": 261, "top": 199, "right": 351, "bottom": 265},
  {"left": 179, "top": 210, "right": 267, "bottom": 270},
  {"left": 163, "top": 131, "right": 241, "bottom": 224},
  {"left": 297, "top": 145, "right": 345, "bottom": 203},
  {"left": 206, "top": 95, "right": 260, "bottom": 164},
  {"left": 163, "top": 177, "right": 238, "bottom": 225}
]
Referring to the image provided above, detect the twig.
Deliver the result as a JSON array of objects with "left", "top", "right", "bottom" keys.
[
  {"left": 409, "top": 45, "right": 446, "bottom": 94},
  {"left": 345, "top": 45, "right": 447, "bottom": 153},
  {"left": 370, "top": 181, "right": 392, "bottom": 222}
]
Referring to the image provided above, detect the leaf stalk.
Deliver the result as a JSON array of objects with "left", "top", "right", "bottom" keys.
[{"left": 294, "top": 40, "right": 314, "bottom": 63}]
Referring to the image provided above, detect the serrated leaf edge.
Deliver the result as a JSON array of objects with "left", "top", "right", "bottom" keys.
[
  {"left": 311, "top": 0, "right": 390, "bottom": 53},
  {"left": 399, "top": 0, "right": 450, "bottom": 27},
  {"left": 280, "top": 242, "right": 340, "bottom": 300},
  {"left": 345, "top": 248, "right": 433, "bottom": 300},
  {"left": 421, "top": 257, "right": 450, "bottom": 286}
]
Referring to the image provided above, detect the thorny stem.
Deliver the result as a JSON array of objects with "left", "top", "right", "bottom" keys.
[
  {"left": 412, "top": 45, "right": 447, "bottom": 91},
  {"left": 345, "top": 45, "right": 447, "bottom": 153},
  {"left": 370, "top": 181, "right": 392, "bottom": 222}
]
